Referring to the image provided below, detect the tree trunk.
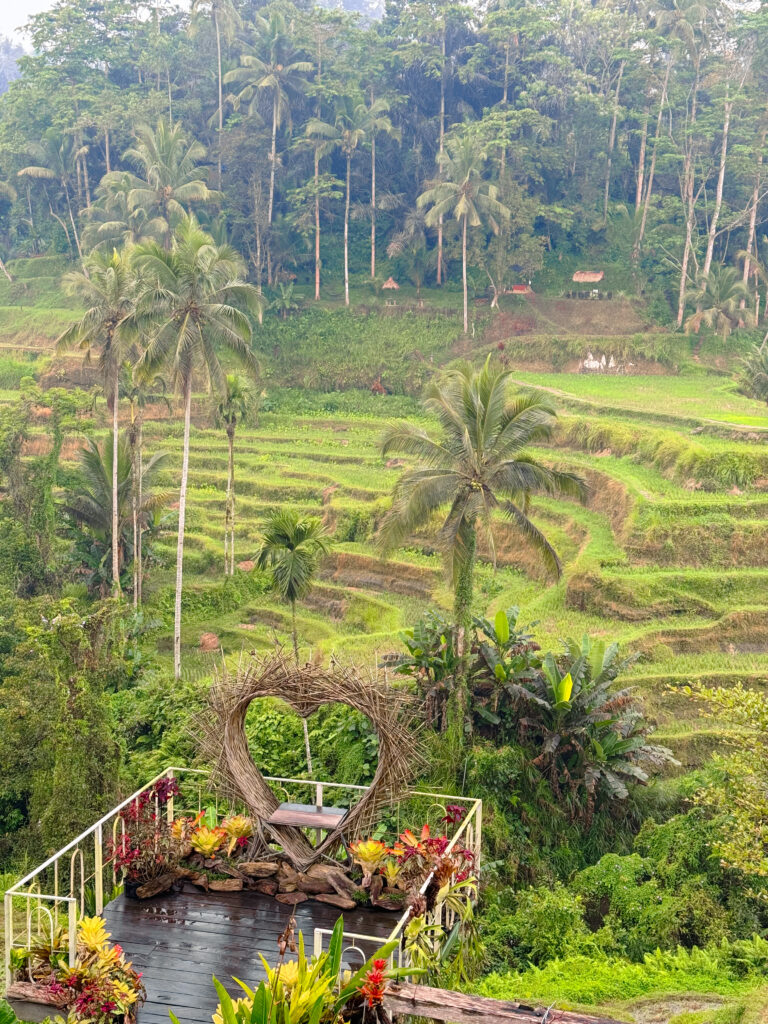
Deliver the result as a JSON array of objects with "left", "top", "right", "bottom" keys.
[
  {"left": 370, "top": 132, "right": 376, "bottom": 278},
  {"left": 111, "top": 367, "right": 121, "bottom": 596},
  {"left": 676, "top": 63, "right": 701, "bottom": 327},
  {"left": 314, "top": 150, "right": 321, "bottom": 300},
  {"left": 268, "top": 90, "right": 278, "bottom": 225},
  {"left": 303, "top": 719, "right": 313, "bottom": 775},
  {"left": 702, "top": 90, "right": 732, "bottom": 280},
  {"left": 215, "top": 11, "right": 223, "bottom": 189},
  {"left": 461, "top": 214, "right": 468, "bottom": 334},
  {"left": 602, "top": 62, "right": 624, "bottom": 225},
  {"left": 637, "top": 59, "right": 671, "bottom": 255},
  {"left": 174, "top": 379, "right": 192, "bottom": 681},
  {"left": 436, "top": 27, "right": 446, "bottom": 285},
  {"left": 137, "top": 414, "right": 143, "bottom": 605},
  {"left": 229, "top": 424, "right": 236, "bottom": 575},
  {"left": 131, "top": 406, "right": 138, "bottom": 610},
  {"left": 0, "top": 256, "right": 12, "bottom": 282},
  {"left": 64, "top": 181, "right": 84, "bottom": 260},
  {"left": 104, "top": 126, "right": 111, "bottom": 173},
  {"left": 344, "top": 153, "right": 350, "bottom": 307},
  {"left": 225, "top": 426, "right": 234, "bottom": 575},
  {"left": 742, "top": 130, "right": 765, "bottom": 320},
  {"left": 635, "top": 105, "right": 649, "bottom": 212}
]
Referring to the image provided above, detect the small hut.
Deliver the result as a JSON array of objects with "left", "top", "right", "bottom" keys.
[
  {"left": 511, "top": 283, "right": 532, "bottom": 294},
  {"left": 382, "top": 277, "right": 399, "bottom": 290}
]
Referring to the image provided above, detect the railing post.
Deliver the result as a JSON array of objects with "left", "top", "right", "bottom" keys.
[
  {"left": 166, "top": 768, "right": 175, "bottom": 824},
  {"left": 67, "top": 900, "right": 77, "bottom": 969},
  {"left": 4, "top": 892, "right": 13, "bottom": 991},
  {"left": 475, "top": 800, "right": 482, "bottom": 871},
  {"left": 94, "top": 824, "right": 104, "bottom": 916}
]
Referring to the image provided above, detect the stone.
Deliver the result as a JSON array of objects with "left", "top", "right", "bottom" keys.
[
  {"left": 136, "top": 871, "right": 179, "bottom": 899},
  {"left": 239, "top": 861, "right": 278, "bottom": 879},
  {"left": 297, "top": 873, "right": 335, "bottom": 895},
  {"left": 209, "top": 878, "right": 243, "bottom": 892},
  {"left": 275, "top": 891, "right": 308, "bottom": 905},
  {"left": 277, "top": 862, "right": 300, "bottom": 892},
  {"left": 314, "top": 893, "right": 356, "bottom": 911},
  {"left": 252, "top": 878, "right": 279, "bottom": 896}
]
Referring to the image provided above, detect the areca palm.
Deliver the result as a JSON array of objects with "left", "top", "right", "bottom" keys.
[
  {"left": 117, "top": 121, "right": 219, "bottom": 247},
  {"left": 418, "top": 134, "right": 510, "bottom": 334},
  {"left": 256, "top": 509, "right": 331, "bottom": 773},
  {"left": 308, "top": 99, "right": 367, "bottom": 306},
  {"left": 57, "top": 249, "right": 136, "bottom": 595},
  {"left": 63, "top": 433, "right": 170, "bottom": 598},
  {"left": 214, "top": 373, "right": 258, "bottom": 576},
  {"left": 379, "top": 360, "right": 585, "bottom": 648},
  {"left": 684, "top": 266, "right": 749, "bottom": 339},
  {"left": 132, "top": 216, "right": 263, "bottom": 679},
  {"left": 225, "top": 11, "right": 311, "bottom": 225},
  {"left": 361, "top": 96, "right": 401, "bottom": 278},
  {"left": 18, "top": 128, "right": 87, "bottom": 257}
]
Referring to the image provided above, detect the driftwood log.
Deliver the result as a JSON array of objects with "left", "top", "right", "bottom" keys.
[
  {"left": 198, "top": 652, "right": 424, "bottom": 870},
  {"left": 383, "top": 984, "right": 628, "bottom": 1024}
]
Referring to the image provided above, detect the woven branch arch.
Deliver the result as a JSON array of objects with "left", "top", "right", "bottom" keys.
[{"left": 198, "top": 651, "right": 424, "bottom": 871}]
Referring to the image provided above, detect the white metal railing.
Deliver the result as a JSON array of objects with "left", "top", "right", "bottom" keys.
[{"left": 3, "top": 766, "right": 481, "bottom": 991}]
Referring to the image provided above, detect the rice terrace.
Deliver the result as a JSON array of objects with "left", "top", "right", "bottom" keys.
[{"left": 2, "top": 3, "right": 768, "bottom": 1024}]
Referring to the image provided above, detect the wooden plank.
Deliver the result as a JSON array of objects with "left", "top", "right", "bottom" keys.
[{"left": 383, "top": 985, "right": 629, "bottom": 1024}]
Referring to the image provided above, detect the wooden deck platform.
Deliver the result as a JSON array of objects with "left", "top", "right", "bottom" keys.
[{"left": 102, "top": 884, "right": 397, "bottom": 1024}]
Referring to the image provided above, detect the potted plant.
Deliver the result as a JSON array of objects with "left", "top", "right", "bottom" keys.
[{"left": 109, "top": 780, "right": 181, "bottom": 899}]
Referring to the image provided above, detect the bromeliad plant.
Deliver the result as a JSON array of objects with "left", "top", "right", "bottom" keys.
[
  {"left": 47, "top": 916, "right": 146, "bottom": 1024},
  {"left": 184, "top": 916, "right": 420, "bottom": 1024},
  {"left": 108, "top": 779, "right": 180, "bottom": 885}
]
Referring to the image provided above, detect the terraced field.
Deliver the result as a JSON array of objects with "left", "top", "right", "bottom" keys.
[{"left": 3, "top": 254, "right": 767, "bottom": 776}]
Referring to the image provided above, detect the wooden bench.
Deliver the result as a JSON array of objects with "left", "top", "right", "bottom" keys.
[{"left": 266, "top": 801, "right": 347, "bottom": 830}]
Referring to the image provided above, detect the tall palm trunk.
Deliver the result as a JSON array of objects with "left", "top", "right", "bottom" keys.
[
  {"left": 137, "top": 415, "right": 143, "bottom": 604},
  {"left": 215, "top": 10, "right": 223, "bottom": 188},
  {"left": 314, "top": 149, "right": 321, "bottom": 300},
  {"left": 225, "top": 423, "right": 236, "bottom": 575},
  {"left": 742, "top": 128, "right": 766, "bottom": 320},
  {"left": 636, "top": 59, "right": 671, "bottom": 256},
  {"left": 174, "top": 378, "right": 193, "bottom": 681},
  {"left": 436, "top": 26, "right": 446, "bottom": 285},
  {"left": 111, "top": 365, "right": 121, "bottom": 595},
  {"left": 370, "top": 132, "right": 376, "bottom": 279},
  {"left": 677, "top": 64, "right": 701, "bottom": 327},
  {"left": 702, "top": 89, "right": 732, "bottom": 280},
  {"left": 130, "top": 404, "right": 139, "bottom": 609},
  {"left": 344, "top": 153, "right": 351, "bottom": 307},
  {"left": 461, "top": 213, "right": 468, "bottom": 334},
  {"left": 268, "top": 90, "right": 278, "bottom": 225},
  {"left": 635, "top": 105, "right": 649, "bottom": 212},
  {"left": 602, "top": 61, "right": 624, "bottom": 225}
]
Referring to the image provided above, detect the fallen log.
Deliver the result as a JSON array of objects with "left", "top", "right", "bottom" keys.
[{"left": 382, "top": 984, "right": 628, "bottom": 1024}]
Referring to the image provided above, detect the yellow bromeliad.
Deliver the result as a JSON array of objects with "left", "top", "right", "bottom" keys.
[
  {"left": 190, "top": 825, "right": 226, "bottom": 858},
  {"left": 77, "top": 916, "right": 110, "bottom": 953},
  {"left": 349, "top": 839, "right": 388, "bottom": 883},
  {"left": 221, "top": 814, "right": 253, "bottom": 856}
]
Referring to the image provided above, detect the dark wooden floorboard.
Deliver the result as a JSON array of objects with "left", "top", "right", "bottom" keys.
[{"left": 103, "top": 884, "right": 397, "bottom": 1024}]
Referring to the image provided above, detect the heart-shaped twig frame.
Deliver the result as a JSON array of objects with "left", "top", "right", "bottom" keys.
[{"left": 198, "top": 651, "right": 424, "bottom": 871}]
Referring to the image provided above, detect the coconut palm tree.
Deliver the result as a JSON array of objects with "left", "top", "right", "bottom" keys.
[
  {"left": 122, "top": 369, "right": 171, "bottom": 607},
  {"left": 214, "top": 373, "right": 258, "bottom": 576},
  {"left": 684, "top": 266, "right": 749, "bottom": 340},
  {"left": 132, "top": 216, "right": 262, "bottom": 679},
  {"left": 190, "top": 0, "right": 241, "bottom": 187},
  {"left": 738, "top": 345, "right": 768, "bottom": 405},
  {"left": 117, "top": 121, "right": 220, "bottom": 247},
  {"left": 224, "top": 11, "right": 311, "bottom": 225},
  {"left": 417, "top": 134, "right": 510, "bottom": 334},
  {"left": 57, "top": 249, "right": 136, "bottom": 595},
  {"left": 63, "top": 432, "right": 170, "bottom": 598},
  {"left": 303, "top": 120, "right": 342, "bottom": 300},
  {"left": 379, "top": 360, "right": 585, "bottom": 651},
  {"left": 255, "top": 509, "right": 331, "bottom": 773},
  {"left": 83, "top": 172, "right": 167, "bottom": 252},
  {"left": 17, "top": 128, "right": 87, "bottom": 258}
]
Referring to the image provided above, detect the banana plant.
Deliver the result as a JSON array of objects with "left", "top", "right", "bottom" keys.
[{"left": 470, "top": 607, "right": 541, "bottom": 727}]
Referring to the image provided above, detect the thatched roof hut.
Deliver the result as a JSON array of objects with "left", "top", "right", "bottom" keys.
[
  {"left": 572, "top": 270, "right": 604, "bottom": 283},
  {"left": 382, "top": 276, "right": 400, "bottom": 289}
]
